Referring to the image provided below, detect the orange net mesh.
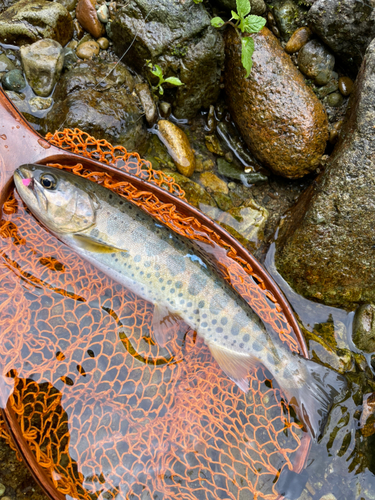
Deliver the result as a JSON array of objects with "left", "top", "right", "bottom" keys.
[{"left": 0, "top": 128, "right": 305, "bottom": 500}]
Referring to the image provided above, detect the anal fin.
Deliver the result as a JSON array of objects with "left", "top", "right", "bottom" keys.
[{"left": 207, "top": 343, "right": 258, "bottom": 393}]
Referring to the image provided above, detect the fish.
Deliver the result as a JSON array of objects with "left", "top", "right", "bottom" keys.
[{"left": 14, "top": 164, "right": 347, "bottom": 440}]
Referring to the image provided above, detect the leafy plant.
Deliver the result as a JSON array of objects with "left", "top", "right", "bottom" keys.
[
  {"left": 147, "top": 61, "right": 184, "bottom": 95},
  {"left": 211, "top": 0, "right": 266, "bottom": 78},
  {"left": 193, "top": 0, "right": 203, "bottom": 3}
]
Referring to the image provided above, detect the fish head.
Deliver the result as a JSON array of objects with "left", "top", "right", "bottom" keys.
[{"left": 14, "top": 164, "right": 99, "bottom": 234}]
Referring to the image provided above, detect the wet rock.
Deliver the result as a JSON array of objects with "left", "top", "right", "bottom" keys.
[
  {"left": 212, "top": 0, "right": 266, "bottom": 16},
  {"left": 110, "top": 0, "right": 224, "bottom": 119},
  {"left": 97, "top": 4, "right": 109, "bottom": 23},
  {"left": 73, "top": 18, "right": 85, "bottom": 39},
  {"left": 205, "top": 135, "right": 224, "bottom": 156},
  {"left": 329, "top": 120, "right": 343, "bottom": 144},
  {"left": 325, "top": 92, "right": 343, "bottom": 107},
  {"left": 0, "top": 0, "right": 73, "bottom": 46},
  {"left": 159, "top": 101, "right": 171, "bottom": 119},
  {"left": 224, "top": 27, "right": 328, "bottom": 178},
  {"left": 2, "top": 69, "right": 25, "bottom": 92},
  {"left": 0, "top": 54, "right": 15, "bottom": 72},
  {"left": 4, "top": 90, "right": 28, "bottom": 112},
  {"left": 201, "top": 199, "right": 269, "bottom": 250},
  {"left": 275, "top": 38, "right": 375, "bottom": 309},
  {"left": 0, "top": 483, "right": 5, "bottom": 496},
  {"left": 352, "top": 305, "right": 375, "bottom": 353},
  {"left": 316, "top": 71, "right": 339, "bottom": 99},
  {"left": 217, "top": 158, "right": 267, "bottom": 184},
  {"left": 29, "top": 96, "right": 53, "bottom": 112},
  {"left": 285, "top": 27, "right": 312, "bottom": 54},
  {"left": 273, "top": 0, "right": 301, "bottom": 41},
  {"left": 43, "top": 60, "right": 147, "bottom": 153},
  {"left": 199, "top": 172, "right": 228, "bottom": 194},
  {"left": 76, "top": 0, "right": 105, "bottom": 38},
  {"left": 20, "top": 39, "right": 64, "bottom": 97},
  {"left": 76, "top": 40, "right": 99, "bottom": 59},
  {"left": 308, "top": 0, "right": 375, "bottom": 72},
  {"left": 157, "top": 120, "right": 195, "bottom": 177},
  {"left": 163, "top": 171, "right": 215, "bottom": 208},
  {"left": 62, "top": 46, "right": 78, "bottom": 70},
  {"left": 298, "top": 40, "right": 335, "bottom": 83},
  {"left": 97, "top": 37, "right": 109, "bottom": 50},
  {"left": 360, "top": 393, "right": 375, "bottom": 438},
  {"left": 213, "top": 192, "right": 233, "bottom": 212},
  {"left": 135, "top": 83, "right": 156, "bottom": 125},
  {"left": 339, "top": 76, "right": 354, "bottom": 97}
]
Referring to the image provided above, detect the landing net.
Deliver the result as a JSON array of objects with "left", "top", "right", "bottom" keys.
[{"left": 0, "top": 128, "right": 306, "bottom": 500}]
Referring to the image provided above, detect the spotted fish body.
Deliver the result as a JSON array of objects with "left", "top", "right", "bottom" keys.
[{"left": 14, "top": 165, "right": 346, "bottom": 440}]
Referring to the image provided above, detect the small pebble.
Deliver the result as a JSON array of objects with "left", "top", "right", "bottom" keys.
[
  {"left": 329, "top": 120, "right": 343, "bottom": 144},
  {"left": 0, "top": 483, "right": 5, "bottom": 496},
  {"left": 159, "top": 101, "right": 171, "bottom": 118},
  {"left": 285, "top": 27, "right": 312, "bottom": 54},
  {"left": 29, "top": 97, "right": 53, "bottom": 112},
  {"left": 67, "top": 40, "right": 78, "bottom": 49},
  {"left": 73, "top": 18, "right": 85, "bottom": 39},
  {"left": 76, "top": 0, "right": 105, "bottom": 38},
  {"left": 76, "top": 40, "right": 100, "bottom": 59},
  {"left": 224, "top": 151, "right": 233, "bottom": 162},
  {"left": 2, "top": 69, "right": 26, "bottom": 92},
  {"left": 326, "top": 92, "right": 344, "bottom": 107},
  {"left": 200, "top": 172, "right": 228, "bottom": 194},
  {"left": 338, "top": 76, "right": 354, "bottom": 96},
  {"left": 315, "top": 69, "right": 332, "bottom": 86},
  {"left": 0, "top": 54, "right": 15, "bottom": 73},
  {"left": 157, "top": 120, "right": 196, "bottom": 177},
  {"left": 97, "top": 37, "right": 109, "bottom": 50},
  {"left": 97, "top": 4, "right": 109, "bottom": 23}
]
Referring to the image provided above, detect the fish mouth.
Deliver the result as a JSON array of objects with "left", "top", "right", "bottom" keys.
[
  {"left": 15, "top": 165, "right": 34, "bottom": 190},
  {"left": 14, "top": 164, "right": 47, "bottom": 213}
]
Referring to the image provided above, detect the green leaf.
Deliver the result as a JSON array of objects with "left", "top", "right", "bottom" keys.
[
  {"left": 164, "top": 77, "right": 184, "bottom": 86},
  {"left": 150, "top": 64, "right": 163, "bottom": 80},
  {"left": 236, "top": 0, "right": 251, "bottom": 19},
  {"left": 241, "top": 36, "right": 254, "bottom": 78},
  {"left": 231, "top": 10, "right": 240, "bottom": 19},
  {"left": 193, "top": 0, "right": 203, "bottom": 3},
  {"left": 243, "top": 15, "right": 266, "bottom": 34},
  {"left": 158, "top": 85, "right": 164, "bottom": 95},
  {"left": 211, "top": 16, "right": 225, "bottom": 28}
]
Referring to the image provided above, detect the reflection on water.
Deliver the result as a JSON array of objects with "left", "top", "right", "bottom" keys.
[
  {"left": 266, "top": 243, "right": 375, "bottom": 500},
  {"left": 0, "top": 189, "right": 307, "bottom": 500}
]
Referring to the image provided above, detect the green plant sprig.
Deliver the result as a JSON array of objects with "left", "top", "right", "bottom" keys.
[
  {"left": 146, "top": 61, "right": 184, "bottom": 95},
  {"left": 211, "top": 0, "right": 266, "bottom": 77}
]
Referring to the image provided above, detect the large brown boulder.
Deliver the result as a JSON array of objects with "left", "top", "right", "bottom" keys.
[
  {"left": 224, "top": 27, "right": 328, "bottom": 179},
  {"left": 275, "top": 38, "right": 375, "bottom": 310}
]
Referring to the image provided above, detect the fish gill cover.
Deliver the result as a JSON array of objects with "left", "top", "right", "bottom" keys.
[{"left": 0, "top": 128, "right": 306, "bottom": 500}]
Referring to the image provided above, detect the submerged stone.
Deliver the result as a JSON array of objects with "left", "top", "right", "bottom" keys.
[
  {"left": 275, "top": 38, "right": 375, "bottom": 309},
  {"left": 224, "top": 27, "right": 328, "bottom": 179},
  {"left": 1, "top": 69, "right": 25, "bottom": 92},
  {"left": 298, "top": 39, "right": 335, "bottom": 83},
  {"left": 163, "top": 171, "right": 215, "bottom": 208}
]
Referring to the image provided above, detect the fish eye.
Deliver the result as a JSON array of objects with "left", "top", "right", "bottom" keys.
[{"left": 40, "top": 174, "right": 57, "bottom": 190}]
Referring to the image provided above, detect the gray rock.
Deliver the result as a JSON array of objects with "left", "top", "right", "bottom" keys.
[
  {"left": 135, "top": 83, "right": 156, "bottom": 125},
  {"left": 0, "top": 0, "right": 73, "bottom": 46},
  {"left": 308, "top": 0, "right": 375, "bottom": 72},
  {"left": 211, "top": 0, "right": 266, "bottom": 15},
  {"left": 275, "top": 38, "right": 375, "bottom": 309},
  {"left": 109, "top": 0, "right": 224, "bottom": 119},
  {"left": 1, "top": 68, "right": 26, "bottom": 92},
  {"left": 273, "top": 0, "right": 301, "bottom": 41},
  {"left": 352, "top": 304, "right": 375, "bottom": 353},
  {"left": 0, "top": 53, "right": 15, "bottom": 72},
  {"left": 97, "top": 4, "right": 109, "bottom": 23},
  {"left": 42, "top": 60, "right": 147, "bottom": 153},
  {"left": 298, "top": 39, "right": 335, "bottom": 82},
  {"left": 62, "top": 46, "right": 78, "bottom": 70},
  {"left": 21, "top": 39, "right": 64, "bottom": 97}
]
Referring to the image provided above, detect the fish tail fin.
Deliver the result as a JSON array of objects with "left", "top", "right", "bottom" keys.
[{"left": 280, "top": 357, "right": 347, "bottom": 441}]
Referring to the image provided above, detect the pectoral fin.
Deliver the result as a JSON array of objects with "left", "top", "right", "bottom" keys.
[
  {"left": 73, "top": 234, "right": 125, "bottom": 254},
  {"left": 208, "top": 343, "right": 258, "bottom": 393},
  {"left": 152, "top": 304, "right": 183, "bottom": 347}
]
